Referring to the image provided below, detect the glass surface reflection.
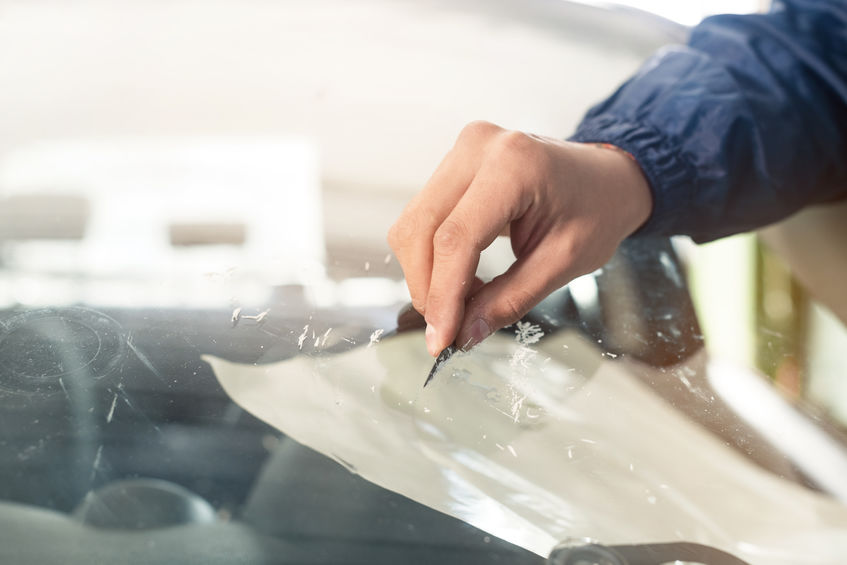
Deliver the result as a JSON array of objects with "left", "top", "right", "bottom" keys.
[{"left": 2, "top": 1, "right": 846, "bottom": 564}]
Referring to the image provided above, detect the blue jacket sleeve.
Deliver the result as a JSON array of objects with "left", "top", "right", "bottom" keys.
[{"left": 570, "top": 0, "right": 847, "bottom": 243}]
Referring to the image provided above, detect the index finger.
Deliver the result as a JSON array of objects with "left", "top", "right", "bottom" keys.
[
  {"left": 424, "top": 161, "right": 527, "bottom": 355},
  {"left": 388, "top": 122, "right": 502, "bottom": 313}
]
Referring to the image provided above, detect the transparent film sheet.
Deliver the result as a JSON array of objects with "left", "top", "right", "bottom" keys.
[{"left": 205, "top": 329, "right": 847, "bottom": 564}]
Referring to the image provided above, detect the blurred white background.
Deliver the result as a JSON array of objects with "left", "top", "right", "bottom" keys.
[{"left": 0, "top": 0, "right": 683, "bottom": 304}]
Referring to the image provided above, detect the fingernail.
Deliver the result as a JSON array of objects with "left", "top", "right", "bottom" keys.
[
  {"left": 425, "top": 323, "right": 439, "bottom": 356},
  {"left": 467, "top": 318, "right": 491, "bottom": 349}
]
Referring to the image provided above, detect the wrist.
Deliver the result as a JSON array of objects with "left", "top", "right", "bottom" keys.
[{"left": 581, "top": 141, "right": 653, "bottom": 236}]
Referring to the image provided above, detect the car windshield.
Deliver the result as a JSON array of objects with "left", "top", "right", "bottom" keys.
[{"left": 2, "top": 2, "right": 847, "bottom": 564}]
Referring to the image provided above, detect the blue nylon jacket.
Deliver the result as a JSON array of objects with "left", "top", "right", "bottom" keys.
[{"left": 570, "top": 0, "right": 847, "bottom": 243}]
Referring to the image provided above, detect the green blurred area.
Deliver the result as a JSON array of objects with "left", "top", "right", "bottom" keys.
[{"left": 687, "top": 234, "right": 847, "bottom": 428}]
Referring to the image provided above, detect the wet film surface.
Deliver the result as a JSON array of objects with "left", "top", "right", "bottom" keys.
[{"left": 203, "top": 239, "right": 847, "bottom": 564}]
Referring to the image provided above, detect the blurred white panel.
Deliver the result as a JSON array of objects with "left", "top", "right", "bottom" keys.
[{"left": 0, "top": 137, "right": 322, "bottom": 306}]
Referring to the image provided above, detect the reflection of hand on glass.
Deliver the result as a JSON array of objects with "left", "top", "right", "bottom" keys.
[{"left": 388, "top": 121, "right": 651, "bottom": 356}]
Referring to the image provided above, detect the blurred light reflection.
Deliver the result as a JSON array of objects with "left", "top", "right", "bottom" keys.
[{"left": 708, "top": 359, "right": 847, "bottom": 502}]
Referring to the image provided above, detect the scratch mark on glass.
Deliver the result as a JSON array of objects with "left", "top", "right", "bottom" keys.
[
  {"left": 298, "top": 325, "right": 310, "bottom": 350},
  {"left": 241, "top": 309, "right": 269, "bottom": 325},
  {"left": 319, "top": 328, "right": 333, "bottom": 348},
  {"left": 127, "top": 338, "right": 165, "bottom": 382},
  {"left": 89, "top": 445, "right": 103, "bottom": 482},
  {"left": 106, "top": 392, "right": 118, "bottom": 423},
  {"left": 58, "top": 377, "right": 70, "bottom": 401}
]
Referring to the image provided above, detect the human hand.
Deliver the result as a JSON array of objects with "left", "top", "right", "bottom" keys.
[{"left": 388, "top": 121, "right": 652, "bottom": 356}]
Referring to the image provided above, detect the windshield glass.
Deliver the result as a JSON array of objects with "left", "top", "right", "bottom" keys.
[{"left": 2, "top": 2, "right": 847, "bottom": 564}]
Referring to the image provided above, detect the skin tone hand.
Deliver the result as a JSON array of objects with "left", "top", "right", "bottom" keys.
[{"left": 388, "top": 121, "right": 652, "bottom": 357}]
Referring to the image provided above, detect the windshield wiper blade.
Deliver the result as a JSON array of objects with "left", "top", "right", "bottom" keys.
[{"left": 547, "top": 541, "right": 751, "bottom": 565}]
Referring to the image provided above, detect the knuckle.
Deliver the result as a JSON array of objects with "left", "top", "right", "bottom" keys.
[
  {"left": 387, "top": 214, "right": 417, "bottom": 249},
  {"left": 497, "top": 287, "right": 535, "bottom": 325},
  {"left": 489, "top": 131, "right": 547, "bottom": 178},
  {"left": 484, "top": 131, "right": 547, "bottom": 191},
  {"left": 558, "top": 229, "right": 612, "bottom": 275},
  {"left": 432, "top": 219, "right": 469, "bottom": 257},
  {"left": 495, "top": 130, "right": 533, "bottom": 155},
  {"left": 458, "top": 120, "right": 499, "bottom": 145},
  {"left": 507, "top": 131, "right": 549, "bottom": 163}
]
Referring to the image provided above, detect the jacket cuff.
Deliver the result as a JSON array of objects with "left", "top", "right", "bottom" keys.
[{"left": 569, "top": 116, "right": 696, "bottom": 238}]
